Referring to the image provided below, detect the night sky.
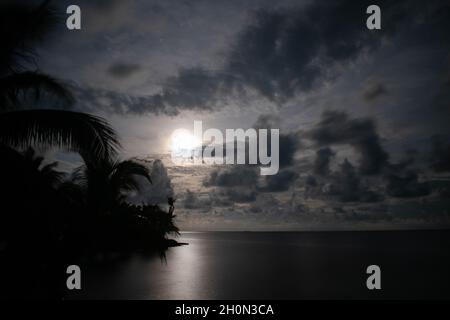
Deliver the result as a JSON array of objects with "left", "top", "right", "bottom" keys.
[{"left": 24, "top": 0, "right": 450, "bottom": 230}]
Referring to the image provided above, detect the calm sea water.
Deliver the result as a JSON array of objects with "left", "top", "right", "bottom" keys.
[{"left": 68, "top": 230, "right": 450, "bottom": 299}]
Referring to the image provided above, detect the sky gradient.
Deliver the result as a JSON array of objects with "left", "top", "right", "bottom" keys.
[{"left": 26, "top": 0, "right": 450, "bottom": 230}]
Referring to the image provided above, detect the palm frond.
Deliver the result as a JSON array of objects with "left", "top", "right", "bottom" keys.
[
  {"left": 111, "top": 160, "right": 152, "bottom": 195},
  {"left": 0, "top": 110, "right": 120, "bottom": 162},
  {"left": 70, "top": 165, "right": 89, "bottom": 190},
  {"left": 113, "top": 160, "right": 152, "bottom": 183},
  {"left": 22, "top": 146, "right": 44, "bottom": 169},
  {"left": 41, "top": 161, "right": 58, "bottom": 172},
  {"left": 40, "top": 161, "right": 65, "bottom": 186},
  {"left": 0, "top": 71, "right": 75, "bottom": 109}
]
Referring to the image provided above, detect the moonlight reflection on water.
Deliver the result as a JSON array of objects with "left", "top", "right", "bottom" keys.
[{"left": 68, "top": 231, "right": 450, "bottom": 300}]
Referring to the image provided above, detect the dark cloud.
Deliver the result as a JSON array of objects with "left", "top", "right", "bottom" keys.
[
  {"left": 127, "top": 159, "right": 174, "bottom": 205},
  {"left": 183, "top": 190, "right": 203, "bottom": 210},
  {"left": 183, "top": 190, "right": 212, "bottom": 211},
  {"left": 68, "top": 0, "right": 418, "bottom": 115},
  {"left": 107, "top": 63, "right": 142, "bottom": 79},
  {"left": 153, "top": 68, "right": 233, "bottom": 113},
  {"left": 253, "top": 114, "right": 280, "bottom": 130},
  {"left": 313, "top": 147, "right": 335, "bottom": 176},
  {"left": 224, "top": 188, "right": 257, "bottom": 203},
  {"left": 327, "top": 159, "right": 382, "bottom": 203},
  {"left": 385, "top": 170, "right": 431, "bottom": 198},
  {"left": 263, "top": 169, "right": 298, "bottom": 192},
  {"left": 200, "top": 166, "right": 260, "bottom": 204},
  {"left": 69, "top": 84, "right": 177, "bottom": 115},
  {"left": 305, "top": 159, "right": 383, "bottom": 203},
  {"left": 71, "top": 68, "right": 238, "bottom": 116},
  {"left": 363, "top": 81, "right": 388, "bottom": 101},
  {"left": 204, "top": 165, "right": 258, "bottom": 188},
  {"left": 203, "top": 164, "right": 298, "bottom": 203},
  {"left": 225, "top": 0, "right": 409, "bottom": 102},
  {"left": 253, "top": 114, "right": 301, "bottom": 168},
  {"left": 430, "top": 135, "right": 450, "bottom": 172},
  {"left": 310, "top": 111, "right": 389, "bottom": 175},
  {"left": 278, "top": 133, "right": 300, "bottom": 168},
  {"left": 305, "top": 175, "right": 317, "bottom": 187}
]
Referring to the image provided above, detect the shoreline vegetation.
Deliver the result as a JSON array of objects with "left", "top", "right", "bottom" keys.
[{"left": 0, "top": 1, "right": 183, "bottom": 299}]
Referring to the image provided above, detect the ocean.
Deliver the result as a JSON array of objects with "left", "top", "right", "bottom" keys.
[{"left": 68, "top": 230, "right": 450, "bottom": 299}]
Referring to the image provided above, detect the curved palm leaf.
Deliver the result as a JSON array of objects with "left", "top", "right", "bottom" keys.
[
  {"left": 110, "top": 160, "right": 152, "bottom": 193},
  {"left": 72, "top": 159, "right": 152, "bottom": 211},
  {"left": 22, "top": 147, "right": 44, "bottom": 169},
  {"left": 71, "top": 165, "right": 89, "bottom": 189},
  {"left": 0, "top": 110, "right": 120, "bottom": 161},
  {"left": 0, "top": 71, "right": 75, "bottom": 109},
  {"left": 40, "top": 161, "right": 65, "bottom": 186},
  {"left": 20, "top": 147, "right": 65, "bottom": 186}
]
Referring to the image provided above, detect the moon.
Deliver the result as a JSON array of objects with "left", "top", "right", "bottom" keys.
[{"left": 170, "top": 129, "right": 201, "bottom": 158}]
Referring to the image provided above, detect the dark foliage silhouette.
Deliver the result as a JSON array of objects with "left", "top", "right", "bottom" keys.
[
  {"left": 0, "top": 1, "right": 181, "bottom": 299},
  {"left": 72, "top": 159, "right": 152, "bottom": 213},
  {"left": 0, "top": 1, "right": 119, "bottom": 162}
]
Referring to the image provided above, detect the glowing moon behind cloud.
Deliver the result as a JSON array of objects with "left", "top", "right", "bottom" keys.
[{"left": 170, "top": 129, "right": 201, "bottom": 159}]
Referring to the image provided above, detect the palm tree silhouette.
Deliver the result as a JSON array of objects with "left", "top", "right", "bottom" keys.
[
  {"left": 0, "top": 1, "right": 119, "bottom": 162},
  {"left": 73, "top": 159, "right": 152, "bottom": 214},
  {"left": 22, "top": 147, "right": 65, "bottom": 188},
  {"left": 0, "top": 1, "right": 182, "bottom": 299}
]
